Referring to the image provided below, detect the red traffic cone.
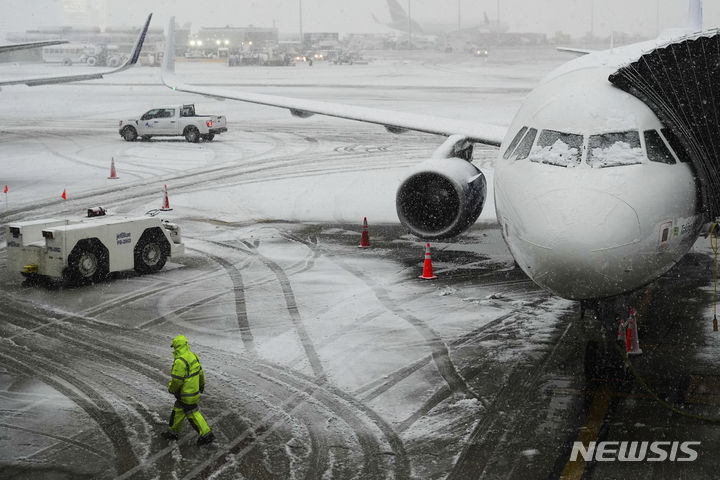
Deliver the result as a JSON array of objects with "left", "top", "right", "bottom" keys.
[
  {"left": 61, "top": 189, "right": 67, "bottom": 200},
  {"left": 617, "top": 318, "right": 626, "bottom": 341},
  {"left": 108, "top": 157, "right": 119, "bottom": 179},
  {"left": 359, "top": 217, "right": 370, "bottom": 248},
  {"left": 419, "top": 243, "right": 438, "bottom": 280},
  {"left": 160, "top": 184, "right": 172, "bottom": 211},
  {"left": 626, "top": 309, "right": 642, "bottom": 355}
]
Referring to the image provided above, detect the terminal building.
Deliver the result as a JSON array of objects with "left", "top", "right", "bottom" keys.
[{"left": 190, "top": 26, "right": 279, "bottom": 56}]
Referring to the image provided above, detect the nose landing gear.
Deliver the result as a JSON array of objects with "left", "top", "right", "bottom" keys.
[{"left": 581, "top": 299, "right": 640, "bottom": 385}]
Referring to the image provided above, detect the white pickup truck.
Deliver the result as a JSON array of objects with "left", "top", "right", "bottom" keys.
[
  {"left": 7, "top": 208, "right": 184, "bottom": 285},
  {"left": 119, "top": 104, "right": 227, "bottom": 142}
]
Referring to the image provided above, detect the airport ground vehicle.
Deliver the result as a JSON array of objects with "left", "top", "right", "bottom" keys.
[
  {"left": 6, "top": 208, "right": 184, "bottom": 284},
  {"left": 119, "top": 104, "right": 227, "bottom": 142},
  {"left": 41, "top": 43, "right": 128, "bottom": 67}
]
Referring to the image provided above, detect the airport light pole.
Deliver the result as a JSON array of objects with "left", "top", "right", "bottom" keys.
[
  {"left": 299, "top": 0, "right": 304, "bottom": 46},
  {"left": 408, "top": 0, "right": 412, "bottom": 49},
  {"left": 458, "top": 0, "right": 461, "bottom": 31}
]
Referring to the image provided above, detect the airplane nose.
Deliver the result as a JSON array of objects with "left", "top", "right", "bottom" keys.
[{"left": 507, "top": 188, "right": 641, "bottom": 299}]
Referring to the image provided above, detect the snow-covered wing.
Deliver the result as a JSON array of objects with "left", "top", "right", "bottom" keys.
[
  {"left": 0, "top": 14, "right": 151, "bottom": 87},
  {"left": 555, "top": 47, "right": 596, "bottom": 56},
  {"left": 0, "top": 40, "right": 68, "bottom": 54},
  {"left": 161, "top": 18, "right": 505, "bottom": 147}
]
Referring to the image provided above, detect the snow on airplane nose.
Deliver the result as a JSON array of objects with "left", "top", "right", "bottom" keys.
[{"left": 505, "top": 188, "right": 641, "bottom": 300}]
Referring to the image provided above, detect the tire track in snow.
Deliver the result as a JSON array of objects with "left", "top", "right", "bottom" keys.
[
  {"left": 0, "top": 298, "right": 301, "bottom": 480},
  {"left": 0, "top": 348, "right": 139, "bottom": 475},
  {"left": 355, "top": 297, "right": 549, "bottom": 405},
  {"left": 446, "top": 318, "right": 576, "bottom": 480},
  {"left": 209, "top": 239, "right": 326, "bottom": 380},
  {"left": 280, "top": 233, "right": 481, "bottom": 404},
  {"left": 190, "top": 250, "right": 255, "bottom": 355},
  {"left": 0, "top": 128, "right": 295, "bottom": 221},
  {"left": 0, "top": 422, "right": 105, "bottom": 458}
]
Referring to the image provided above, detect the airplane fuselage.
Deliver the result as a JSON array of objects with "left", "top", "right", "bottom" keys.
[{"left": 494, "top": 46, "right": 704, "bottom": 300}]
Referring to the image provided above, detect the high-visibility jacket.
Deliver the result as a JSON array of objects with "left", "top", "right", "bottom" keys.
[{"left": 168, "top": 342, "right": 205, "bottom": 405}]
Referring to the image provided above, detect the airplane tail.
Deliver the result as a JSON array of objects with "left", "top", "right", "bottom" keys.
[
  {"left": 161, "top": 17, "right": 177, "bottom": 84},
  {"left": 688, "top": 0, "right": 702, "bottom": 31},
  {"left": 127, "top": 13, "right": 152, "bottom": 66},
  {"left": 386, "top": 0, "right": 409, "bottom": 23}
]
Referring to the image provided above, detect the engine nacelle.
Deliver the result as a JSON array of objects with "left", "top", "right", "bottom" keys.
[{"left": 396, "top": 157, "right": 487, "bottom": 239}]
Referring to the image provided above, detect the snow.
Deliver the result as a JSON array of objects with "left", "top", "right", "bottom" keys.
[
  {"left": 588, "top": 141, "right": 644, "bottom": 168},
  {"left": 0, "top": 47, "right": 596, "bottom": 479},
  {"left": 530, "top": 139, "right": 580, "bottom": 168}
]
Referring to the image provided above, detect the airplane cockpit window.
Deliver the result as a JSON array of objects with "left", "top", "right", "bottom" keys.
[
  {"left": 661, "top": 128, "right": 691, "bottom": 163},
  {"left": 511, "top": 127, "right": 537, "bottom": 160},
  {"left": 644, "top": 130, "right": 676, "bottom": 164},
  {"left": 530, "top": 130, "right": 582, "bottom": 167},
  {"left": 503, "top": 127, "right": 528, "bottom": 159},
  {"left": 587, "top": 131, "right": 643, "bottom": 168}
]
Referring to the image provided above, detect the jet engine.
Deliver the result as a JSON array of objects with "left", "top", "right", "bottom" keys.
[{"left": 396, "top": 153, "right": 487, "bottom": 239}]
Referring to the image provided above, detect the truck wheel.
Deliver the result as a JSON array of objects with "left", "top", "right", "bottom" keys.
[
  {"left": 66, "top": 240, "right": 109, "bottom": 284},
  {"left": 184, "top": 126, "right": 200, "bottom": 143},
  {"left": 62, "top": 58, "right": 72, "bottom": 66},
  {"left": 122, "top": 126, "right": 138, "bottom": 142},
  {"left": 107, "top": 55, "right": 121, "bottom": 68},
  {"left": 134, "top": 230, "right": 169, "bottom": 273},
  {"left": 86, "top": 56, "right": 98, "bottom": 66}
]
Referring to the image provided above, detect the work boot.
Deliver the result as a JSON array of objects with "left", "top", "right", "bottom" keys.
[
  {"left": 197, "top": 432, "right": 215, "bottom": 446},
  {"left": 162, "top": 431, "right": 179, "bottom": 441}
]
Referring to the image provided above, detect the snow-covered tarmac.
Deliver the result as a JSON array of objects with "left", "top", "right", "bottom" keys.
[{"left": 2, "top": 48, "right": 720, "bottom": 480}]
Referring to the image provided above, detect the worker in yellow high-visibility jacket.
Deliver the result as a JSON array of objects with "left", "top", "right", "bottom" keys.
[{"left": 163, "top": 335, "right": 214, "bottom": 445}]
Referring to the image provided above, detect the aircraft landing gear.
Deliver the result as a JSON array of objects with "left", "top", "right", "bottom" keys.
[
  {"left": 584, "top": 339, "right": 626, "bottom": 383},
  {"left": 580, "top": 299, "right": 599, "bottom": 319},
  {"left": 582, "top": 299, "right": 633, "bottom": 385}
]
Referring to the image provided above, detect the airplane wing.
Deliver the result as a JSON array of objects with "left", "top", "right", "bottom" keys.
[
  {"left": 0, "top": 40, "right": 69, "bottom": 54},
  {"left": 160, "top": 18, "right": 505, "bottom": 147},
  {"left": 556, "top": 47, "right": 596, "bottom": 56},
  {"left": 0, "top": 14, "right": 151, "bottom": 87}
]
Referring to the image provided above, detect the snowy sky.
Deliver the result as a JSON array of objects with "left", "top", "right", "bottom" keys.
[{"left": 1, "top": 0, "right": 719, "bottom": 39}]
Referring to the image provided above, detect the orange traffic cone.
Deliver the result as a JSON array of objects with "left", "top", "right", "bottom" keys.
[
  {"left": 419, "top": 243, "right": 437, "bottom": 280},
  {"left": 359, "top": 217, "right": 370, "bottom": 248},
  {"left": 160, "top": 184, "right": 172, "bottom": 211},
  {"left": 61, "top": 189, "right": 67, "bottom": 200},
  {"left": 108, "top": 157, "right": 119, "bottom": 179},
  {"left": 626, "top": 309, "right": 642, "bottom": 355}
]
